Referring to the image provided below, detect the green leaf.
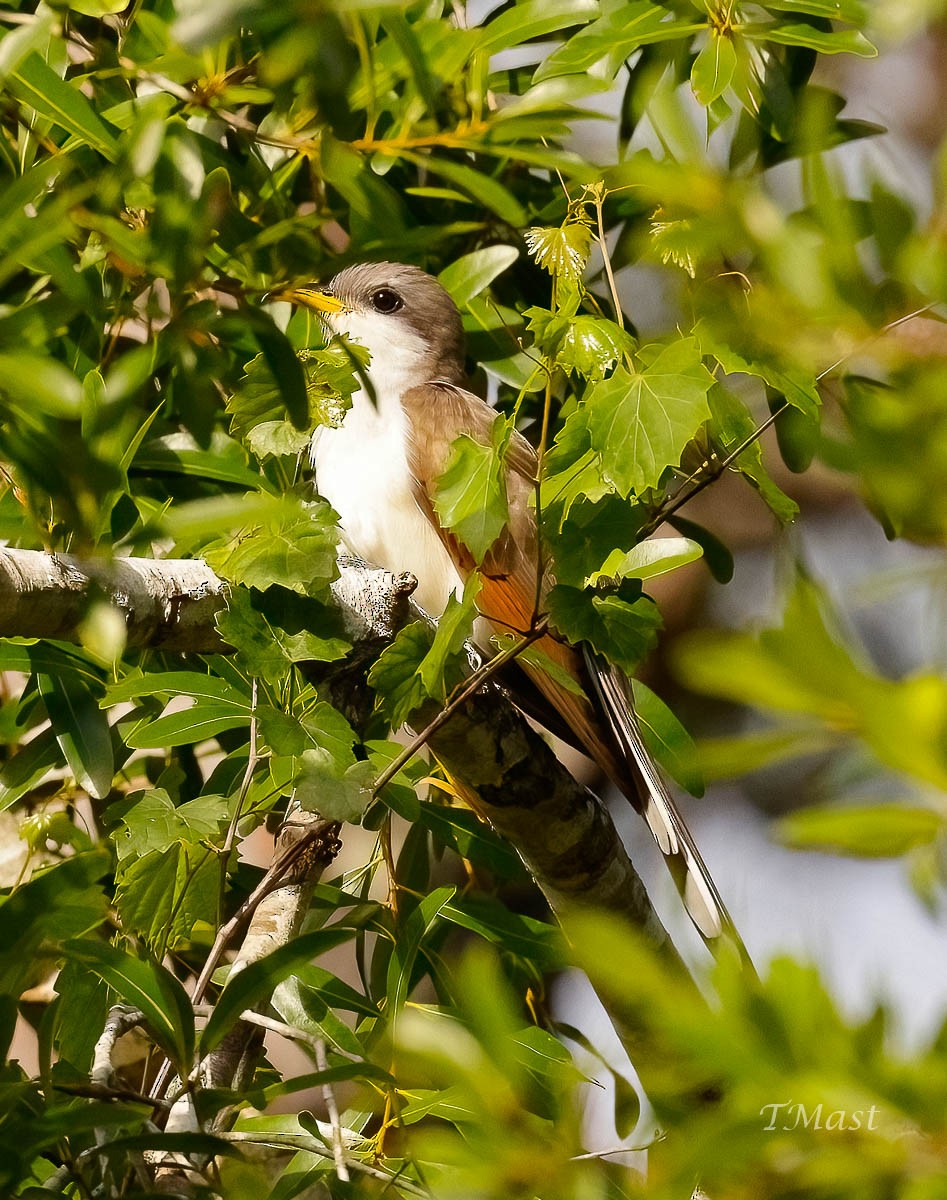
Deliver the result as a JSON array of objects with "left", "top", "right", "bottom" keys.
[
  {"left": 386, "top": 886, "right": 456, "bottom": 1015},
  {"left": 693, "top": 726, "right": 836, "bottom": 782},
  {"left": 419, "top": 575, "right": 481, "bottom": 700},
  {"left": 294, "top": 749, "right": 375, "bottom": 824},
  {"left": 68, "top": 0, "right": 131, "bottom": 13},
  {"left": 114, "top": 789, "right": 230, "bottom": 861},
  {"left": 419, "top": 802, "right": 525, "bottom": 879},
  {"left": 321, "top": 135, "right": 406, "bottom": 239},
  {"left": 243, "top": 308, "right": 310, "bottom": 431},
  {"left": 0, "top": 729, "right": 63, "bottom": 813},
  {"left": 535, "top": 2, "right": 702, "bottom": 82},
  {"left": 404, "top": 153, "right": 527, "bottom": 227},
  {"left": 115, "top": 843, "right": 218, "bottom": 951},
  {"left": 441, "top": 895, "right": 564, "bottom": 968},
  {"left": 586, "top": 339, "right": 714, "bottom": 495},
  {"left": 706, "top": 385, "right": 799, "bottom": 523},
  {"left": 742, "top": 21, "right": 877, "bottom": 56},
  {"left": 37, "top": 673, "right": 113, "bottom": 800},
  {"left": 434, "top": 415, "right": 510, "bottom": 563},
  {"left": 63, "top": 939, "right": 194, "bottom": 1070},
  {"left": 134, "top": 432, "right": 266, "bottom": 490},
  {"left": 479, "top": 0, "right": 598, "bottom": 54},
  {"left": 9, "top": 54, "right": 119, "bottom": 160},
  {"left": 524, "top": 223, "right": 594, "bottom": 285},
  {"left": 691, "top": 34, "right": 737, "bottom": 106},
  {"left": 666, "top": 515, "right": 734, "bottom": 583},
  {"left": 215, "top": 587, "right": 349, "bottom": 685},
  {"left": 586, "top": 536, "right": 703, "bottom": 586},
  {"left": 546, "top": 585, "right": 662, "bottom": 675},
  {"left": 104, "top": 670, "right": 250, "bottom": 709},
  {"left": 123, "top": 701, "right": 249, "bottom": 749},
  {"left": 778, "top": 804, "right": 942, "bottom": 858},
  {"left": 672, "top": 575, "right": 947, "bottom": 791},
  {"left": 0, "top": 852, "right": 109, "bottom": 995},
  {"left": 0, "top": 353, "right": 82, "bottom": 418},
  {"left": 205, "top": 497, "right": 339, "bottom": 599},
  {"left": 368, "top": 621, "right": 433, "bottom": 728},
  {"left": 439, "top": 245, "right": 519, "bottom": 307},
  {"left": 201, "top": 928, "right": 356, "bottom": 1053},
  {"left": 763, "top": 0, "right": 867, "bottom": 19}
]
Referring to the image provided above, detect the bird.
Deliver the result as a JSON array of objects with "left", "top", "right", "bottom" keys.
[{"left": 283, "top": 260, "right": 745, "bottom": 956}]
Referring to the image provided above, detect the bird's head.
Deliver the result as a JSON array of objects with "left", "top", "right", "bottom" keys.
[{"left": 283, "top": 262, "right": 466, "bottom": 388}]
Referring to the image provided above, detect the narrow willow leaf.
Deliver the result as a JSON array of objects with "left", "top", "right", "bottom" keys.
[
  {"left": 691, "top": 34, "right": 737, "bottom": 106},
  {"left": 201, "top": 929, "right": 356, "bottom": 1053},
  {"left": 9, "top": 54, "right": 119, "bottom": 160},
  {"left": 38, "top": 673, "right": 113, "bottom": 800},
  {"left": 63, "top": 939, "right": 194, "bottom": 1070},
  {"left": 438, "top": 245, "right": 519, "bottom": 307},
  {"left": 778, "top": 804, "right": 942, "bottom": 857}
]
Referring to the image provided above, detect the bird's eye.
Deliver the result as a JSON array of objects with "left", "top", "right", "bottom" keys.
[{"left": 370, "top": 288, "right": 403, "bottom": 314}]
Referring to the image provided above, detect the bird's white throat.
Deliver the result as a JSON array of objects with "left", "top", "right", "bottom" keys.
[{"left": 310, "top": 322, "right": 463, "bottom": 619}]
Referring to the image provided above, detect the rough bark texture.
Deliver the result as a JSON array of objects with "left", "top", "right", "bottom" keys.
[
  {"left": 0, "top": 548, "right": 671, "bottom": 950},
  {"left": 0, "top": 548, "right": 228, "bottom": 650}
]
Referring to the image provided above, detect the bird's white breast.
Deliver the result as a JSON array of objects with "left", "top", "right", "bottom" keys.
[{"left": 310, "top": 373, "right": 463, "bottom": 620}]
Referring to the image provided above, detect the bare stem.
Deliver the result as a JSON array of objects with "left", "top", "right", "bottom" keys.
[{"left": 316, "top": 1037, "right": 350, "bottom": 1182}]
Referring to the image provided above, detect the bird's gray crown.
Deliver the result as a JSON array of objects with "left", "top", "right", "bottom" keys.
[{"left": 326, "top": 262, "right": 466, "bottom": 383}]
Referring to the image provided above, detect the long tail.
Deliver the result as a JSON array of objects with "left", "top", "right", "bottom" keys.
[{"left": 583, "top": 647, "right": 753, "bottom": 965}]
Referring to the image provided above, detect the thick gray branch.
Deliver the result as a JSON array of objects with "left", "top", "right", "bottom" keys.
[
  {"left": 0, "top": 549, "right": 673, "bottom": 947},
  {"left": 0, "top": 548, "right": 228, "bottom": 651}
]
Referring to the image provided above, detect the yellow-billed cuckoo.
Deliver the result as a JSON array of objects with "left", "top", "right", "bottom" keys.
[{"left": 286, "top": 261, "right": 741, "bottom": 952}]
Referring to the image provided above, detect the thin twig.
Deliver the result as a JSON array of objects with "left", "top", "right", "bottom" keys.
[
  {"left": 149, "top": 820, "right": 337, "bottom": 1102},
  {"left": 316, "top": 1037, "right": 350, "bottom": 1182},
  {"left": 594, "top": 186, "right": 624, "bottom": 331},
  {"left": 371, "top": 619, "right": 549, "bottom": 797}
]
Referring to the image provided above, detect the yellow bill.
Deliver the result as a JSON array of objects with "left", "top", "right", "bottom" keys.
[{"left": 279, "top": 286, "right": 348, "bottom": 315}]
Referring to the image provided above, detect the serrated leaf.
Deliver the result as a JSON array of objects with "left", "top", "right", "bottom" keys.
[
  {"left": 434, "top": 416, "right": 510, "bottom": 563},
  {"left": 586, "top": 340, "right": 714, "bottom": 496},
  {"left": 294, "top": 749, "right": 374, "bottom": 824},
  {"left": 114, "top": 789, "right": 230, "bottom": 861},
  {"left": 215, "top": 587, "right": 349, "bottom": 685},
  {"left": 419, "top": 575, "right": 481, "bottom": 700},
  {"left": 115, "top": 843, "right": 218, "bottom": 951},
  {"left": 204, "top": 497, "right": 339, "bottom": 598},
  {"left": 524, "top": 222, "right": 594, "bottom": 285},
  {"left": 546, "top": 585, "right": 662, "bottom": 675},
  {"left": 368, "top": 621, "right": 433, "bottom": 728}
]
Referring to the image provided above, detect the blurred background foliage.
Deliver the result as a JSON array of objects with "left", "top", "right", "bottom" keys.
[{"left": 1, "top": 0, "right": 947, "bottom": 1194}]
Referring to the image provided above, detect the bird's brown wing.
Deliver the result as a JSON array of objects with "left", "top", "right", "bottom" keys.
[
  {"left": 400, "top": 381, "right": 741, "bottom": 950},
  {"left": 400, "top": 382, "right": 617, "bottom": 774}
]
